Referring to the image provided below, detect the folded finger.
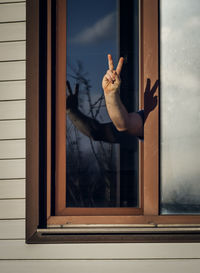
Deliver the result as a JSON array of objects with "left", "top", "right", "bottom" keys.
[
  {"left": 105, "top": 73, "right": 114, "bottom": 83},
  {"left": 107, "top": 70, "right": 116, "bottom": 81},
  {"left": 114, "top": 72, "right": 120, "bottom": 83}
]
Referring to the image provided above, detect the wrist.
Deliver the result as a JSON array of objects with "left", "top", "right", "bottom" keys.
[
  {"left": 104, "top": 89, "right": 120, "bottom": 103},
  {"left": 104, "top": 87, "right": 120, "bottom": 97},
  {"left": 66, "top": 107, "right": 76, "bottom": 114}
]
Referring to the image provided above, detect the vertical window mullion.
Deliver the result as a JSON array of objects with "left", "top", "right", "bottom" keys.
[
  {"left": 47, "top": 0, "right": 52, "bottom": 219},
  {"left": 141, "top": 0, "right": 160, "bottom": 216},
  {"left": 38, "top": 0, "right": 48, "bottom": 228},
  {"left": 55, "top": 0, "right": 67, "bottom": 215}
]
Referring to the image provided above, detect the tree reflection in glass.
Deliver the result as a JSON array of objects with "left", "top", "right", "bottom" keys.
[{"left": 66, "top": 0, "right": 140, "bottom": 207}]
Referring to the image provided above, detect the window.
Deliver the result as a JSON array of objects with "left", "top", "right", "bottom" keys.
[
  {"left": 55, "top": 0, "right": 141, "bottom": 220},
  {"left": 160, "top": 0, "right": 200, "bottom": 215},
  {"left": 26, "top": 0, "right": 200, "bottom": 243}
]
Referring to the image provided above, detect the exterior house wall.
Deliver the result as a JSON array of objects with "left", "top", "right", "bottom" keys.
[{"left": 0, "top": 1, "right": 200, "bottom": 272}]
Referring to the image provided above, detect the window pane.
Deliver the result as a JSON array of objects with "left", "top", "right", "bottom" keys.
[
  {"left": 66, "top": 0, "right": 139, "bottom": 207},
  {"left": 160, "top": 0, "right": 200, "bottom": 214}
]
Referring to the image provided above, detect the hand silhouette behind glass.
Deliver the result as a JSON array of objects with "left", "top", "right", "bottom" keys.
[
  {"left": 66, "top": 81, "right": 79, "bottom": 113},
  {"left": 144, "top": 78, "right": 159, "bottom": 122}
]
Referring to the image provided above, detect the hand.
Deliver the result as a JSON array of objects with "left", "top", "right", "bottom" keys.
[
  {"left": 102, "top": 54, "right": 124, "bottom": 95},
  {"left": 144, "top": 78, "right": 159, "bottom": 122},
  {"left": 66, "top": 81, "right": 79, "bottom": 112}
]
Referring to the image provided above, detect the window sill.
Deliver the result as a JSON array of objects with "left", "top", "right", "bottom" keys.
[
  {"left": 25, "top": 225, "right": 200, "bottom": 244},
  {"left": 44, "top": 223, "right": 200, "bottom": 233}
]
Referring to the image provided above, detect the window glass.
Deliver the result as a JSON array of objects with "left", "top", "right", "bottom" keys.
[
  {"left": 160, "top": 0, "right": 200, "bottom": 214},
  {"left": 66, "top": 0, "right": 139, "bottom": 208}
]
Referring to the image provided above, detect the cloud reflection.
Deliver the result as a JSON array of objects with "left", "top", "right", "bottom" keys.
[{"left": 70, "top": 12, "right": 116, "bottom": 45}]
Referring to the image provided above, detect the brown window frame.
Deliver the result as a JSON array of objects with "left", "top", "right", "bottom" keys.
[
  {"left": 26, "top": 0, "right": 200, "bottom": 243},
  {"left": 54, "top": 0, "right": 143, "bottom": 220}
]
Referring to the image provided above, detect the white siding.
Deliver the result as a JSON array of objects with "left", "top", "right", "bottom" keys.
[
  {"left": 0, "top": 42, "right": 25, "bottom": 61},
  {"left": 0, "top": 120, "right": 25, "bottom": 139},
  {"left": 0, "top": 2, "right": 200, "bottom": 273},
  {"left": 0, "top": 81, "right": 25, "bottom": 100},
  {"left": 0, "top": 179, "right": 25, "bottom": 198},
  {"left": 0, "top": 61, "right": 25, "bottom": 81},
  {"left": 0, "top": 2, "right": 25, "bottom": 22},
  {"left": 0, "top": 22, "right": 25, "bottom": 41},
  {"left": 0, "top": 0, "right": 25, "bottom": 3},
  {"left": 0, "top": 159, "right": 25, "bottom": 179},
  {"left": 0, "top": 260, "right": 199, "bottom": 273},
  {"left": 0, "top": 101, "right": 25, "bottom": 119},
  {"left": 0, "top": 219, "right": 25, "bottom": 239},
  {"left": 1, "top": 240, "right": 200, "bottom": 260},
  {"left": 0, "top": 140, "right": 25, "bottom": 158}
]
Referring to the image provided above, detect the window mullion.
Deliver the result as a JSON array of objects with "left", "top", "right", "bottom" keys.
[{"left": 141, "top": 0, "right": 159, "bottom": 216}]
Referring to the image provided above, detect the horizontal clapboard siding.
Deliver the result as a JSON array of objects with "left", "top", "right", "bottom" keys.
[
  {"left": 0, "top": 159, "right": 25, "bottom": 179},
  {"left": 0, "top": 219, "right": 25, "bottom": 239},
  {"left": 0, "top": 81, "right": 25, "bottom": 100},
  {"left": 0, "top": 0, "right": 27, "bottom": 246},
  {"left": 1, "top": 241, "right": 200, "bottom": 259},
  {"left": 0, "top": 22, "right": 25, "bottom": 41},
  {"left": 0, "top": 199, "right": 25, "bottom": 219},
  {"left": 0, "top": 61, "right": 25, "bottom": 81},
  {"left": 0, "top": 101, "right": 25, "bottom": 120},
  {"left": 0, "top": 260, "right": 200, "bottom": 273},
  {"left": 0, "top": 120, "right": 25, "bottom": 139},
  {"left": 0, "top": 2, "right": 25, "bottom": 22},
  {"left": 0, "top": 41, "right": 25, "bottom": 61},
  {"left": 0, "top": 0, "right": 25, "bottom": 3},
  {"left": 0, "top": 140, "right": 25, "bottom": 158},
  {"left": 0, "top": 179, "right": 25, "bottom": 198}
]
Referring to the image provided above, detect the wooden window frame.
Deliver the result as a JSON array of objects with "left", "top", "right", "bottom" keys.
[
  {"left": 55, "top": 0, "right": 142, "bottom": 219},
  {"left": 26, "top": 0, "right": 200, "bottom": 243}
]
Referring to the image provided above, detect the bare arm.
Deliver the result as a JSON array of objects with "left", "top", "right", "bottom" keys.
[
  {"left": 104, "top": 91, "right": 143, "bottom": 137},
  {"left": 66, "top": 81, "right": 132, "bottom": 144},
  {"left": 102, "top": 54, "right": 143, "bottom": 138}
]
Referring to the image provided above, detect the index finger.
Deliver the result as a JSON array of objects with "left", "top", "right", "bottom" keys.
[
  {"left": 108, "top": 54, "right": 114, "bottom": 71},
  {"left": 116, "top": 57, "right": 124, "bottom": 75}
]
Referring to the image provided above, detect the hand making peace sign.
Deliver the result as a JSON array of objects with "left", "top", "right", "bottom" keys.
[{"left": 102, "top": 54, "right": 124, "bottom": 95}]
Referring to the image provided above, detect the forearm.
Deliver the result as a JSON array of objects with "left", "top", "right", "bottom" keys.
[
  {"left": 67, "top": 108, "right": 121, "bottom": 143},
  {"left": 104, "top": 91, "right": 143, "bottom": 137},
  {"left": 67, "top": 108, "right": 100, "bottom": 139},
  {"left": 104, "top": 91, "right": 129, "bottom": 131},
  {"left": 102, "top": 54, "right": 143, "bottom": 138}
]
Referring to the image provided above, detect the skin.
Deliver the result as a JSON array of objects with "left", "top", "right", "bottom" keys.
[
  {"left": 102, "top": 54, "right": 143, "bottom": 138},
  {"left": 66, "top": 81, "right": 136, "bottom": 144}
]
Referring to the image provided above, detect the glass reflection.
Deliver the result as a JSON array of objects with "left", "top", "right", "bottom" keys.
[
  {"left": 160, "top": 0, "right": 200, "bottom": 214},
  {"left": 66, "top": 0, "right": 139, "bottom": 207}
]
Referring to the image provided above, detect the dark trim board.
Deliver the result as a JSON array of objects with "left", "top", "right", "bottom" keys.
[
  {"left": 28, "top": 230, "right": 200, "bottom": 244},
  {"left": 26, "top": 0, "right": 40, "bottom": 241}
]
